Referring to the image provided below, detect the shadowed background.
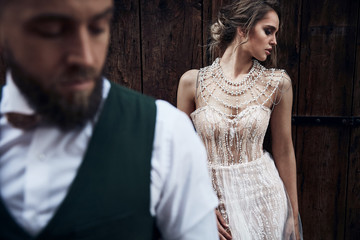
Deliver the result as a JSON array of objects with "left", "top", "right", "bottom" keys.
[{"left": 0, "top": 0, "right": 359, "bottom": 239}]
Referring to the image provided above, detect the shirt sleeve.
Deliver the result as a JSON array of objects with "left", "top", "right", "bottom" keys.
[{"left": 150, "top": 100, "right": 219, "bottom": 240}]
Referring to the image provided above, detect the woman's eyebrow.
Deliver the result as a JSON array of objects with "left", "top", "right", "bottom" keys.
[{"left": 264, "top": 25, "right": 278, "bottom": 31}]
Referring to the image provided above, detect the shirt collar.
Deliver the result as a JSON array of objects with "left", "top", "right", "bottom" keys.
[
  {"left": 0, "top": 72, "right": 35, "bottom": 115},
  {"left": 0, "top": 72, "right": 111, "bottom": 116}
]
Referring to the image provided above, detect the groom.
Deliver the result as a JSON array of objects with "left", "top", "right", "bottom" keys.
[{"left": 0, "top": 0, "right": 218, "bottom": 239}]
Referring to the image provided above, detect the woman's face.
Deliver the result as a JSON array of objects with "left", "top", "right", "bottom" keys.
[{"left": 242, "top": 10, "right": 279, "bottom": 61}]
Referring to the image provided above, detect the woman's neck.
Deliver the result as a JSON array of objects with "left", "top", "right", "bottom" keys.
[{"left": 220, "top": 42, "right": 253, "bottom": 80}]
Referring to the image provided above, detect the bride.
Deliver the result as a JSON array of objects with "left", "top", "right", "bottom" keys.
[{"left": 177, "top": 0, "right": 302, "bottom": 239}]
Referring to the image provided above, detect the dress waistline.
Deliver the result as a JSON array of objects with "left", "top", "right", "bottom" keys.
[{"left": 209, "top": 151, "right": 274, "bottom": 170}]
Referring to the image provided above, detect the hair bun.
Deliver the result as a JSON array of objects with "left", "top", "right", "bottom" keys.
[{"left": 210, "top": 22, "right": 223, "bottom": 43}]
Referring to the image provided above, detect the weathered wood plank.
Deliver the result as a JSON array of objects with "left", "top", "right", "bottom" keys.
[
  {"left": 296, "top": 0, "right": 358, "bottom": 239},
  {"left": 277, "top": 0, "right": 302, "bottom": 115},
  {"left": 103, "top": 0, "right": 142, "bottom": 91},
  {"left": 345, "top": 2, "right": 360, "bottom": 239},
  {"left": 140, "top": 0, "right": 202, "bottom": 105},
  {"left": 296, "top": 126, "right": 350, "bottom": 239}
]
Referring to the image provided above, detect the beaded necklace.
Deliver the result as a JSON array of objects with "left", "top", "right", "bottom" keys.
[
  {"left": 212, "top": 58, "right": 264, "bottom": 95},
  {"left": 200, "top": 58, "right": 265, "bottom": 113}
]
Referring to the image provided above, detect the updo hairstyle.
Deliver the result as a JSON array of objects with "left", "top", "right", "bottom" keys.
[{"left": 209, "top": 0, "right": 281, "bottom": 66}]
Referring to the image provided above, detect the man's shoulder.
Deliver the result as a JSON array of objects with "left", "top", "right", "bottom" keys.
[
  {"left": 107, "top": 82, "right": 191, "bottom": 127},
  {"left": 104, "top": 82, "right": 157, "bottom": 126},
  {"left": 155, "top": 99, "right": 190, "bottom": 125},
  {"left": 110, "top": 82, "right": 155, "bottom": 103}
]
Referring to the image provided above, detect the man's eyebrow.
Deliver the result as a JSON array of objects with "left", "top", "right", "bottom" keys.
[
  {"left": 27, "top": 7, "right": 114, "bottom": 23},
  {"left": 28, "top": 14, "right": 72, "bottom": 23},
  {"left": 91, "top": 7, "right": 114, "bottom": 21}
]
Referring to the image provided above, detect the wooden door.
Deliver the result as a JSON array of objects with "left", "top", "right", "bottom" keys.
[{"left": 293, "top": 0, "right": 359, "bottom": 239}]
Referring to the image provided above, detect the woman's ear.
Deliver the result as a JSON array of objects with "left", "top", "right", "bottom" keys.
[
  {"left": 237, "top": 26, "right": 245, "bottom": 38},
  {"left": 236, "top": 26, "right": 248, "bottom": 45}
]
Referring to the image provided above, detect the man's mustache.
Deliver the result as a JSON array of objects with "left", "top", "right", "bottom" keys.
[{"left": 58, "top": 67, "right": 99, "bottom": 83}]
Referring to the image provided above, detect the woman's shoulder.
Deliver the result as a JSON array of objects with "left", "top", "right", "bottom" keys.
[
  {"left": 262, "top": 66, "right": 291, "bottom": 89},
  {"left": 179, "top": 69, "right": 199, "bottom": 86},
  {"left": 178, "top": 69, "right": 199, "bottom": 97},
  {"left": 179, "top": 59, "right": 217, "bottom": 88}
]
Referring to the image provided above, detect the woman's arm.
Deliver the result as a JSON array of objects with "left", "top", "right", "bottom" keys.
[
  {"left": 177, "top": 69, "right": 232, "bottom": 240},
  {"left": 270, "top": 74, "right": 300, "bottom": 239},
  {"left": 176, "top": 70, "right": 198, "bottom": 116}
]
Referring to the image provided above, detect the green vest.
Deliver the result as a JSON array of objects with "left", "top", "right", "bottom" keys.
[{"left": 0, "top": 82, "right": 158, "bottom": 239}]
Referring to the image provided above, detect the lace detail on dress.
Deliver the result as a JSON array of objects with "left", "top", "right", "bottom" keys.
[
  {"left": 191, "top": 58, "right": 287, "bottom": 165},
  {"left": 190, "top": 58, "right": 297, "bottom": 239}
]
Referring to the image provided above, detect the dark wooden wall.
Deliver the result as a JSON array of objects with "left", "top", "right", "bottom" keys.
[{"left": 0, "top": 0, "right": 359, "bottom": 239}]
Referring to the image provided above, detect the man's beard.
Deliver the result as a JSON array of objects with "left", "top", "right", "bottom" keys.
[{"left": 4, "top": 50, "right": 103, "bottom": 131}]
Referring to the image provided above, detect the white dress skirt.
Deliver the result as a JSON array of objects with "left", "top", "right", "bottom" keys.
[{"left": 191, "top": 58, "right": 302, "bottom": 239}]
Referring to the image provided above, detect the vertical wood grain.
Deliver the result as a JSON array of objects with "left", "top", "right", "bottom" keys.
[
  {"left": 103, "top": 0, "right": 142, "bottom": 91},
  {"left": 296, "top": 0, "right": 359, "bottom": 238},
  {"left": 140, "top": 0, "right": 203, "bottom": 105},
  {"left": 345, "top": 2, "right": 360, "bottom": 239}
]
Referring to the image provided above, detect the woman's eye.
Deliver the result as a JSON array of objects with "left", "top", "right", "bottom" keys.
[{"left": 264, "top": 29, "right": 272, "bottom": 35}]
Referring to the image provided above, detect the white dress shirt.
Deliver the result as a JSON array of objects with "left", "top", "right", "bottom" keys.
[{"left": 0, "top": 73, "right": 218, "bottom": 239}]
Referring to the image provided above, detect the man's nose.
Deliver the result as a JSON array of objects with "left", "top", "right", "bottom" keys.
[{"left": 66, "top": 27, "right": 95, "bottom": 67}]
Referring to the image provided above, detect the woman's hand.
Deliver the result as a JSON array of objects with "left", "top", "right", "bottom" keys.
[
  {"left": 215, "top": 209, "right": 232, "bottom": 240},
  {"left": 294, "top": 216, "right": 301, "bottom": 240}
]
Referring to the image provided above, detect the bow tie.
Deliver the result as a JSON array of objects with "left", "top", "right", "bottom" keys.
[{"left": 5, "top": 112, "right": 41, "bottom": 130}]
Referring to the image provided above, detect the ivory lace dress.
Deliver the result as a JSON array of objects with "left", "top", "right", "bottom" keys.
[{"left": 190, "top": 58, "right": 297, "bottom": 239}]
